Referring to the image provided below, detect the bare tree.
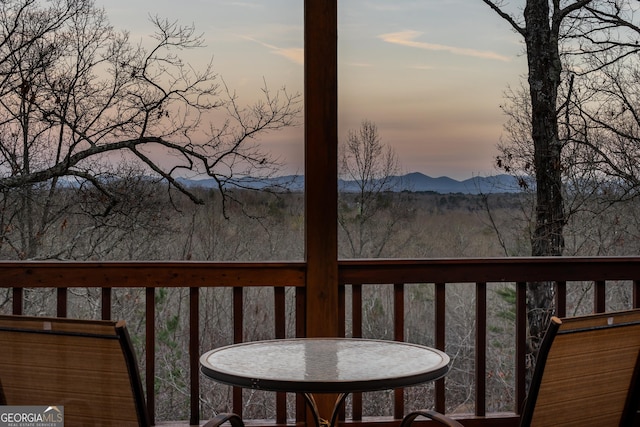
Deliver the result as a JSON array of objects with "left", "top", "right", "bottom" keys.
[
  {"left": 338, "top": 120, "right": 411, "bottom": 258},
  {"left": 0, "top": 0, "right": 300, "bottom": 259},
  {"left": 483, "top": 0, "right": 640, "bottom": 381}
]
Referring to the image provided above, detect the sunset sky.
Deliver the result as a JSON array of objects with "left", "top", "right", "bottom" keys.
[{"left": 97, "top": 1, "right": 526, "bottom": 180}]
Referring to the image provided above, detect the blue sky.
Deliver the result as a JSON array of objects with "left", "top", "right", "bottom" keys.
[{"left": 96, "top": 1, "right": 526, "bottom": 180}]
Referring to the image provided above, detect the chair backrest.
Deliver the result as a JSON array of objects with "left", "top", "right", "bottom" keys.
[
  {"left": 0, "top": 315, "right": 149, "bottom": 427},
  {"left": 521, "top": 309, "right": 640, "bottom": 427}
]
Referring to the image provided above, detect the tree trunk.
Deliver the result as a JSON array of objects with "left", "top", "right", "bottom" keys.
[{"left": 524, "top": 0, "right": 565, "bottom": 382}]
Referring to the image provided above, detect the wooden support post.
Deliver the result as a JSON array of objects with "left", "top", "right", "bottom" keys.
[
  {"left": 305, "top": 0, "right": 339, "bottom": 422},
  {"left": 304, "top": 0, "right": 338, "bottom": 338}
]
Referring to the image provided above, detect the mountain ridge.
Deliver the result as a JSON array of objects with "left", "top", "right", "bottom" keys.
[{"left": 178, "top": 172, "right": 523, "bottom": 194}]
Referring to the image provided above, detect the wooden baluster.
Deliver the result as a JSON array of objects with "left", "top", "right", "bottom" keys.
[
  {"left": 190, "top": 287, "right": 199, "bottom": 426},
  {"left": 233, "top": 287, "right": 244, "bottom": 416},
  {"left": 145, "top": 287, "right": 156, "bottom": 426},
  {"left": 594, "top": 280, "right": 606, "bottom": 313},
  {"left": 101, "top": 287, "right": 112, "bottom": 320},
  {"left": 275, "top": 287, "right": 287, "bottom": 425},
  {"left": 394, "top": 283, "right": 405, "bottom": 419},
  {"left": 434, "top": 282, "right": 446, "bottom": 414},
  {"left": 57, "top": 287, "right": 67, "bottom": 317},
  {"left": 296, "top": 286, "right": 307, "bottom": 425},
  {"left": 555, "top": 281, "right": 566, "bottom": 318},
  {"left": 515, "top": 282, "right": 527, "bottom": 414},
  {"left": 351, "top": 284, "right": 363, "bottom": 421},
  {"left": 475, "top": 282, "right": 487, "bottom": 417},
  {"left": 12, "top": 288, "right": 23, "bottom": 315}
]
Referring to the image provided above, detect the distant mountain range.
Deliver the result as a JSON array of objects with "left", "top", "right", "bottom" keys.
[{"left": 178, "top": 172, "right": 524, "bottom": 194}]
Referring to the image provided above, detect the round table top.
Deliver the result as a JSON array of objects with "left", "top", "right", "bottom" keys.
[{"left": 200, "top": 338, "right": 450, "bottom": 394}]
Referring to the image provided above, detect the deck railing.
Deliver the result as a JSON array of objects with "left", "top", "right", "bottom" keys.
[{"left": 1, "top": 257, "right": 639, "bottom": 426}]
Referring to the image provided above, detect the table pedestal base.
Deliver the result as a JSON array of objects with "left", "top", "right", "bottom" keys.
[{"left": 302, "top": 392, "right": 349, "bottom": 427}]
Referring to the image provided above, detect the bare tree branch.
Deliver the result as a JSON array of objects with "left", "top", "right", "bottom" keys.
[{"left": 0, "top": 0, "right": 301, "bottom": 258}]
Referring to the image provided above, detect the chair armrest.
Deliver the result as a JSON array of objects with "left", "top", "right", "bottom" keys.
[
  {"left": 202, "top": 413, "right": 244, "bottom": 427},
  {"left": 401, "top": 410, "right": 464, "bottom": 427}
]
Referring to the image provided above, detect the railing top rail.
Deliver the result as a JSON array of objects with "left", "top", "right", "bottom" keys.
[
  {"left": 0, "top": 261, "right": 306, "bottom": 288},
  {"left": 1, "top": 256, "right": 640, "bottom": 288},
  {"left": 338, "top": 256, "right": 640, "bottom": 284}
]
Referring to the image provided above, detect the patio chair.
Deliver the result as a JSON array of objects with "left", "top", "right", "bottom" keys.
[
  {"left": 0, "top": 314, "right": 243, "bottom": 427},
  {"left": 401, "top": 308, "right": 640, "bottom": 427}
]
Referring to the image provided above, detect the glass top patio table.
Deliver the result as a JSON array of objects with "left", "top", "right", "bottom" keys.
[
  {"left": 200, "top": 337, "right": 450, "bottom": 394},
  {"left": 200, "top": 338, "right": 450, "bottom": 427}
]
